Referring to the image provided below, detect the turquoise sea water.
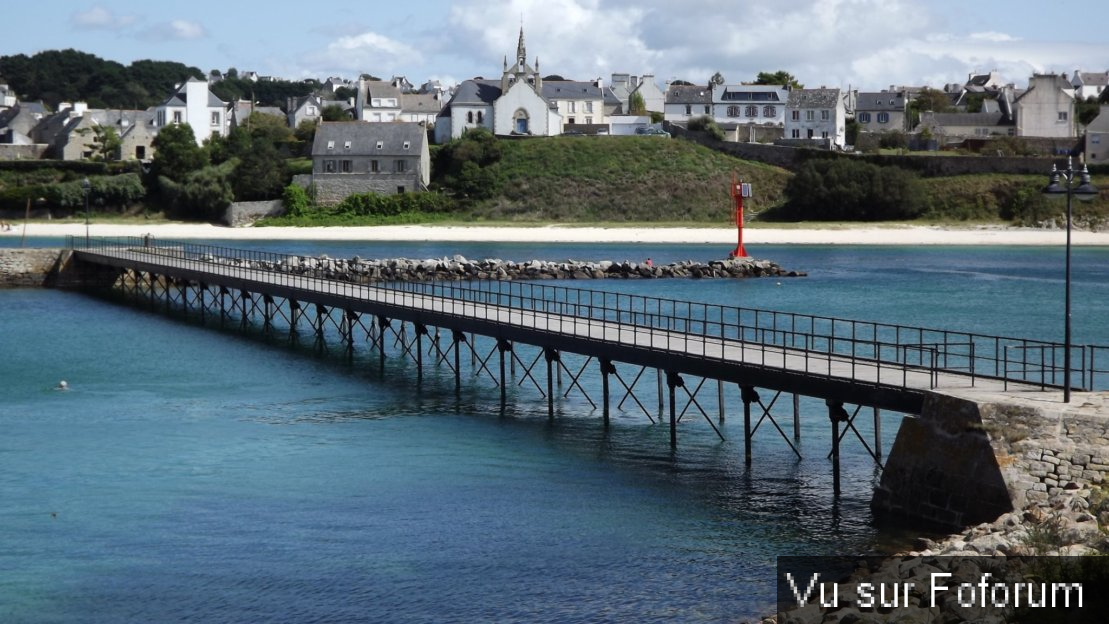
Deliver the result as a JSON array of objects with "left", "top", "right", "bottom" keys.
[{"left": 2, "top": 240, "right": 1108, "bottom": 623}]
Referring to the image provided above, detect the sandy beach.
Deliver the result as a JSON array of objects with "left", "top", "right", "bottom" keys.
[{"left": 2, "top": 222, "right": 1108, "bottom": 245}]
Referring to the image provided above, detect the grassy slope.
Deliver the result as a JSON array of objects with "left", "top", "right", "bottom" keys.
[{"left": 464, "top": 136, "right": 792, "bottom": 223}]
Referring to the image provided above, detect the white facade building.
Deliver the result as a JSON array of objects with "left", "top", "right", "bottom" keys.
[{"left": 153, "top": 77, "right": 228, "bottom": 146}]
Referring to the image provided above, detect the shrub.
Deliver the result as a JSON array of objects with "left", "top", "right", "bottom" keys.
[
  {"left": 282, "top": 184, "right": 311, "bottom": 217},
  {"left": 775, "top": 159, "right": 925, "bottom": 221},
  {"left": 688, "top": 115, "right": 725, "bottom": 141}
]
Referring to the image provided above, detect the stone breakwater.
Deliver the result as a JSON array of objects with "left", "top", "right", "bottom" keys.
[
  {"left": 0, "top": 248, "right": 65, "bottom": 287},
  {"left": 201, "top": 253, "right": 806, "bottom": 282}
]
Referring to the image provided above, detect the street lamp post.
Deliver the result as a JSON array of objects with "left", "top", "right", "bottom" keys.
[
  {"left": 81, "top": 178, "right": 91, "bottom": 247},
  {"left": 1041, "top": 156, "right": 1098, "bottom": 403}
]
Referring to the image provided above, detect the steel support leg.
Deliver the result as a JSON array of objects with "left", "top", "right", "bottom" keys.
[
  {"left": 453, "top": 330, "right": 464, "bottom": 391},
  {"left": 717, "top": 380, "right": 725, "bottom": 424},
  {"left": 873, "top": 407, "right": 882, "bottom": 460},
  {"left": 741, "top": 386, "right": 758, "bottom": 466},
  {"left": 415, "top": 324, "right": 427, "bottom": 381},
  {"left": 827, "top": 400, "right": 849, "bottom": 497},
  {"left": 793, "top": 393, "right": 801, "bottom": 441},
  {"left": 544, "top": 348, "right": 559, "bottom": 420},
  {"left": 600, "top": 359, "right": 615, "bottom": 428},
  {"left": 498, "top": 339, "right": 512, "bottom": 408},
  {"left": 666, "top": 371, "right": 683, "bottom": 449},
  {"left": 378, "top": 316, "right": 390, "bottom": 369}
]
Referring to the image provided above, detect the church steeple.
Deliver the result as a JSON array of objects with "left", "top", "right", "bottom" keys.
[{"left": 516, "top": 26, "right": 527, "bottom": 68}]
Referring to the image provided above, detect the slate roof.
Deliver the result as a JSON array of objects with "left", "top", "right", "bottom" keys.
[
  {"left": 401, "top": 93, "right": 442, "bottom": 115},
  {"left": 449, "top": 79, "right": 503, "bottom": 106},
  {"left": 665, "top": 85, "right": 711, "bottom": 104},
  {"left": 787, "top": 88, "right": 841, "bottom": 108},
  {"left": 854, "top": 92, "right": 906, "bottom": 112},
  {"left": 1076, "top": 72, "right": 1109, "bottom": 87},
  {"left": 542, "top": 81, "right": 601, "bottom": 100},
  {"left": 921, "top": 111, "right": 1010, "bottom": 127},
  {"left": 363, "top": 80, "right": 403, "bottom": 104},
  {"left": 312, "top": 121, "right": 425, "bottom": 158},
  {"left": 158, "top": 77, "right": 227, "bottom": 108}
]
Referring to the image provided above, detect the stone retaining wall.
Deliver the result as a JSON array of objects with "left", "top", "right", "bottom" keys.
[
  {"left": 0, "top": 248, "right": 63, "bottom": 287},
  {"left": 873, "top": 391, "right": 1109, "bottom": 529},
  {"left": 223, "top": 200, "right": 285, "bottom": 227}
]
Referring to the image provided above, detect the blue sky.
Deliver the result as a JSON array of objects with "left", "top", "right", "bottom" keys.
[{"left": 3, "top": 0, "right": 1108, "bottom": 91}]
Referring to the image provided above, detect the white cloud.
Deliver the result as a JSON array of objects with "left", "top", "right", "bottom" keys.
[
  {"left": 71, "top": 5, "right": 137, "bottom": 31},
  {"left": 137, "top": 19, "right": 207, "bottom": 41},
  {"left": 304, "top": 31, "right": 424, "bottom": 77}
]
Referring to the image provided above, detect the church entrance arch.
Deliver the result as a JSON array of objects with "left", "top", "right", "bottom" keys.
[{"left": 513, "top": 109, "right": 530, "bottom": 134}]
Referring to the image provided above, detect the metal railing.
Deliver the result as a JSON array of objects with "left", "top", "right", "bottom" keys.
[{"left": 70, "top": 236, "right": 1109, "bottom": 393}]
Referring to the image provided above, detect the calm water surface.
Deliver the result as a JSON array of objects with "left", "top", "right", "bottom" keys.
[{"left": 2, "top": 239, "right": 1107, "bottom": 622}]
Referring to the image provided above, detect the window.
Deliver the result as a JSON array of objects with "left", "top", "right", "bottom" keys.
[
  {"left": 397, "top": 186, "right": 406, "bottom": 193},
  {"left": 568, "top": 117, "right": 576, "bottom": 125},
  {"left": 791, "top": 129, "right": 800, "bottom": 138},
  {"left": 395, "top": 160, "right": 406, "bottom": 172},
  {"left": 585, "top": 101, "right": 593, "bottom": 113},
  {"left": 791, "top": 110, "right": 800, "bottom": 121},
  {"left": 403, "top": 141, "right": 410, "bottom": 149},
  {"left": 1058, "top": 112, "right": 1069, "bottom": 121},
  {"left": 821, "top": 110, "right": 829, "bottom": 121},
  {"left": 376, "top": 141, "right": 383, "bottom": 149},
  {"left": 745, "top": 105, "right": 757, "bottom": 117},
  {"left": 477, "top": 111, "right": 484, "bottom": 123},
  {"left": 763, "top": 105, "right": 776, "bottom": 117},
  {"left": 858, "top": 112, "right": 871, "bottom": 123},
  {"left": 807, "top": 129, "right": 814, "bottom": 138},
  {"left": 1093, "top": 135, "right": 1101, "bottom": 144},
  {"left": 821, "top": 131, "right": 829, "bottom": 138},
  {"left": 704, "top": 105, "right": 710, "bottom": 114},
  {"left": 211, "top": 111, "right": 220, "bottom": 126},
  {"left": 569, "top": 101, "right": 576, "bottom": 113},
  {"left": 877, "top": 112, "right": 889, "bottom": 124},
  {"left": 467, "top": 111, "right": 473, "bottom": 123},
  {"left": 371, "top": 160, "right": 379, "bottom": 173},
  {"left": 805, "top": 110, "right": 814, "bottom": 121},
  {"left": 727, "top": 105, "right": 740, "bottom": 117},
  {"left": 585, "top": 116, "right": 593, "bottom": 124},
  {"left": 324, "top": 159, "right": 336, "bottom": 172},
  {"left": 344, "top": 141, "right": 352, "bottom": 149},
  {"left": 136, "top": 146, "right": 146, "bottom": 160},
  {"left": 327, "top": 140, "right": 335, "bottom": 149},
  {"left": 341, "top": 160, "right": 352, "bottom": 173},
  {"left": 173, "top": 111, "right": 183, "bottom": 124},
  {"left": 685, "top": 104, "right": 692, "bottom": 115},
  {"left": 307, "top": 106, "right": 317, "bottom": 116}
]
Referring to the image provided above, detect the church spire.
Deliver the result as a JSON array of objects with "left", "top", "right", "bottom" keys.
[{"left": 516, "top": 25, "right": 526, "bottom": 68}]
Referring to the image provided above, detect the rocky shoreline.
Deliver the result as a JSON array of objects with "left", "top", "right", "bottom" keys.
[{"left": 203, "top": 252, "right": 807, "bottom": 282}]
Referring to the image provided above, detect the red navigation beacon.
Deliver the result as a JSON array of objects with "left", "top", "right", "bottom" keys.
[{"left": 729, "top": 173, "right": 752, "bottom": 258}]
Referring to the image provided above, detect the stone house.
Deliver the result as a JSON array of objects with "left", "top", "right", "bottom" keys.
[
  {"left": 310, "top": 121, "right": 430, "bottom": 204},
  {"left": 853, "top": 90, "right": 910, "bottom": 133},
  {"left": 917, "top": 111, "right": 1014, "bottom": 145},
  {"left": 1085, "top": 105, "right": 1109, "bottom": 165},
  {"left": 1015, "top": 74, "right": 1076, "bottom": 139},
  {"left": 230, "top": 100, "right": 285, "bottom": 130},
  {"left": 784, "top": 88, "right": 847, "bottom": 148},
  {"left": 37, "top": 105, "right": 157, "bottom": 160}
]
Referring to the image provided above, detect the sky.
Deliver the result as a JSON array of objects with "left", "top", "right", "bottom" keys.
[{"left": 3, "top": 0, "right": 1109, "bottom": 92}]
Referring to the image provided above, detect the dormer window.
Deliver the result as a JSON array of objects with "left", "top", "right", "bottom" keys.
[
  {"left": 403, "top": 141, "right": 410, "bottom": 149},
  {"left": 344, "top": 141, "right": 352, "bottom": 149},
  {"left": 327, "top": 140, "right": 335, "bottom": 149},
  {"left": 376, "top": 141, "right": 383, "bottom": 149}
]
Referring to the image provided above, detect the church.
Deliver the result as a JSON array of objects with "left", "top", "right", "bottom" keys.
[{"left": 434, "top": 28, "right": 603, "bottom": 143}]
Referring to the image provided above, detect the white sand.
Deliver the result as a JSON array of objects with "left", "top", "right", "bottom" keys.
[{"left": 2, "top": 222, "right": 1108, "bottom": 245}]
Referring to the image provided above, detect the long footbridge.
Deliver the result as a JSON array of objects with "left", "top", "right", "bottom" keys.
[{"left": 65, "top": 237, "right": 1107, "bottom": 496}]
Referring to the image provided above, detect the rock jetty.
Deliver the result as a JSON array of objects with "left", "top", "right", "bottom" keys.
[{"left": 202, "top": 253, "right": 805, "bottom": 282}]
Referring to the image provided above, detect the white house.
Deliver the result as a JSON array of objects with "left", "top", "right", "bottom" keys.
[
  {"left": 711, "top": 84, "right": 788, "bottom": 127},
  {"left": 784, "top": 88, "right": 846, "bottom": 148},
  {"left": 356, "top": 80, "right": 403, "bottom": 123},
  {"left": 1071, "top": 70, "right": 1109, "bottom": 101},
  {"left": 153, "top": 77, "right": 229, "bottom": 146},
  {"left": 543, "top": 80, "right": 605, "bottom": 130},
  {"left": 663, "top": 84, "right": 712, "bottom": 123},
  {"left": 1015, "top": 74, "right": 1076, "bottom": 138}
]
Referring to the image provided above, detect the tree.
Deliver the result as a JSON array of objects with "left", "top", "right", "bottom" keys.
[
  {"left": 150, "top": 123, "right": 208, "bottom": 183},
  {"left": 628, "top": 91, "right": 647, "bottom": 115},
  {"left": 909, "top": 87, "right": 953, "bottom": 128},
  {"left": 322, "top": 104, "right": 349, "bottom": 121},
  {"left": 754, "top": 71, "right": 802, "bottom": 89},
  {"left": 334, "top": 86, "right": 358, "bottom": 101},
  {"left": 543, "top": 74, "right": 567, "bottom": 81},
  {"left": 780, "top": 159, "right": 924, "bottom": 221},
  {"left": 670, "top": 79, "right": 693, "bottom": 86},
  {"left": 433, "top": 127, "right": 505, "bottom": 200},
  {"left": 1077, "top": 96, "right": 1101, "bottom": 127},
  {"left": 87, "top": 126, "right": 122, "bottom": 161},
  {"left": 709, "top": 72, "right": 725, "bottom": 86}
]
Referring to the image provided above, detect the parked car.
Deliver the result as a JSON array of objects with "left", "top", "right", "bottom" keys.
[{"left": 635, "top": 127, "right": 670, "bottom": 137}]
